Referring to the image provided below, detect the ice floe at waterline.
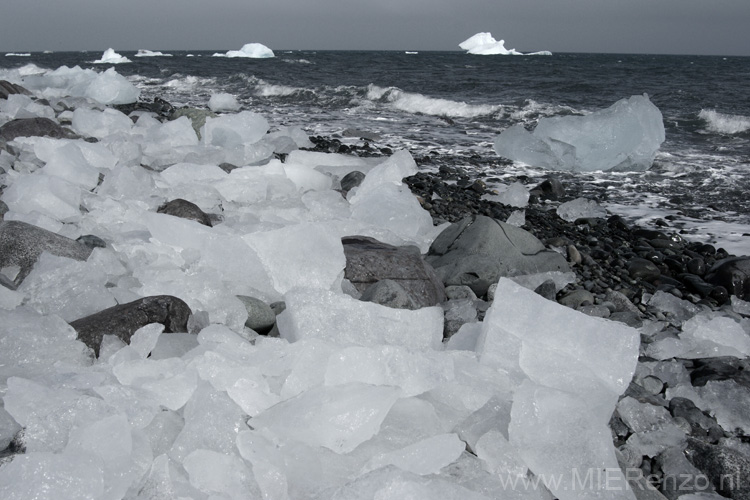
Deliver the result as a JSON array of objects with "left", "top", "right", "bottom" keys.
[
  {"left": 134, "top": 50, "right": 173, "bottom": 58},
  {"left": 494, "top": 94, "right": 665, "bottom": 172},
  {"left": 213, "top": 43, "right": 275, "bottom": 59},
  {"left": 459, "top": 32, "right": 551, "bottom": 56},
  {"left": 92, "top": 48, "right": 132, "bottom": 64}
]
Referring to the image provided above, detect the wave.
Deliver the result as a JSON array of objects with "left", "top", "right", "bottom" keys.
[
  {"left": 365, "top": 84, "right": 501, "bottom": 119},
  {"left": 698, "top": 109, "right": 750, "bottom": 135},
  {"left": 254, "top": 80, "right": 312, "bottom": 97}
]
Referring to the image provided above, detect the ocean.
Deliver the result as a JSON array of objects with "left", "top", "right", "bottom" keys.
[{"left": 2, "top": 49, "right": 750, "bottom": 253}]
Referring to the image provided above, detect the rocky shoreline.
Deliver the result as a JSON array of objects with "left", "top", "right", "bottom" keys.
[{"left": 2, "top": 80, "right": 750, "bottom": 499}]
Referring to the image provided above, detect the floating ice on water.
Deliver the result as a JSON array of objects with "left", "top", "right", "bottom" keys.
[
  {"left": 93, "top": 48, "right": 131, "bottom": 64},
  {"left": 495, "top": 94, "right": 665, "bottom": 171},
  {"left": 19, "top": 65, "right": 139, "bottom": 104},
  {"left": 557, "top": 197, "right": 607, "bottom": 222},
  {"left": 208, "top": 92, "right": 241, "bottom": 112},
  {"left": 134, "top": 49, "right": 173, "bottom": 57},
  {"left": 213, "top": 43, "right": 275, "bottom": 59},
  {"left": 459, "top": 32, "right": 523, "bottom": 55}
]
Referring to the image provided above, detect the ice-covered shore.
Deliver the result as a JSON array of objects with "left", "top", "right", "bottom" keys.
[{"left": 1, "top": 65, "right": 750, "bottom": 500}]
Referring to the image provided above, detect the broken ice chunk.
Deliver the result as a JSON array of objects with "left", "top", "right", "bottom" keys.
[
  {"left": 362, "top": 433, "right": 465, "bottom": 475},
  {"left": 556, "top": 197, "right": 607, "bottom": 222}
]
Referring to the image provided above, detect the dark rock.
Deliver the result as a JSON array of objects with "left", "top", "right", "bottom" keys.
[
  {"left": 444, "top": 285, "right": 477, "bottom": 301},
  {"left": 342, "top": 235, "right": 446, "bottom": 308},
  {"left": 360, "top": 279, "right": 419, "bottom": 310},
  {"left": 628, "top": 258, "right": 662, "bottom": 282},
  {"left": 531, "top": 177, "right": 565, "bottom": 200},
  {"left": 157, "top": 199, "right": 213, "bottom": 227},
  {"left": 690, "top": 357, "right": 750, "bottom": 389},
  {"left": 687, "top": 258, "right": 707, "bottom": 276},
  {"left": 0, "top": 117, "right": 77, "bottom": 142},
  {"left": 685, "top": 438, "right": 750, "bottom": 500},
  {"left": 0, "top": 81, "right": 31, "bottom": 99},
  {"left": 0, "top": 200, "right": 8, "bottom": 220},
  {"left": 606, "top": 289, "right": 641, "bottom": 314},
  {"left": 69, "top": 295, "right": 192, "bottom": 357},
  {"left": 0, "top": 220, "right": 92, "bottom": 288},
  {"left": 559, "top": 288, "right": 595, "bottom": 309},
  {"left": 609, "top": 311, "right": 643, "bottom": 328},
  {"left": 237, "top": 295, "right": 276, "bottom": 334},
  {"left": 706, "top": 257, "right": 750, "bottom": 301},
  {"left": 340, "top": 171, "right": 366, "bottom": 194},
  {"left": 533, "top": 279, "right": 557, "bottom": 301},
  {"left": 76, "top": 234, "right": 107, "bottom": 249},
  {"left": 668, "top": 397, "right": 722, "bottom": 437},
  {"left": 219, "top": 162, "right": 240, "bottom": 173},
  {"left": 679, "top": 273, "right": 715, "bottom": 298},
  {"left": 656, "top": 446, "right": 714, "bottom": 500},
  {"left": 426, "top": 215, "right": 570, "bottom": 297}
]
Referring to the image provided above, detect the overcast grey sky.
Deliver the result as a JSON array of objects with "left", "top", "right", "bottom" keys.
[{"left": 1, "top": 0, "right": 749, "bottom": 56}]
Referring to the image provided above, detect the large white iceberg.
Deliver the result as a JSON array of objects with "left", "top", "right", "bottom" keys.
[
  {"left": 92, "top": 48, "right": 131, "bottom": 64},
  {"left": 213, "top": 43, "right": 275, "bottom": 59},
  {"left": 494, "top": 94, "right": 665, "bottom": 172},
  {"left": 459, "top": 32, "right": 551, "bottom": 56}
]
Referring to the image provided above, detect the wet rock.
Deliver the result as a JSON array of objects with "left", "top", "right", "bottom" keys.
[
  {"left": 69, "top": 295, "right": 192, "bottom": 357},
  {"left": 237, "top": 295, "right": 276, "bottom": 334},
  {"left": 0, "top": 117, "right": 77, "bottom": 142},
  {"left": 690, "top": 357, "right": 750, "bottom": 389},
  {"left": 533, "top": 279, "right": 557, "bottom": 301},
  {"left": 426, "top": 215, "right": 569, "bottom": 297},
  {"left": 342, "top": 235, "right": 446, "bottom": 308},
  {"left": 685, "top": 437, "right": 750, "bottom": 500},
  {"left": 0, "top": 80, "right": 31, "bottom": 100},
  {"left": 668, "top": 397, "right": 722, "bottom": 438},
  {"left": 339, "top": 170, "right": 365, "bottom": 194},
  {"left": 559, "top": 288, "right": 595, "bottom": 309},
  {"left": 706, "top": 257, "right": 750, "bottom": 301},
  {"left": 0, "top": 220, "right": 92, "bottom": 288},
  {"left": 157, "top": 199, "right": 213, "bottom": 227},
  {"left": 171, "top": 107, "right": 216, "bottom": 138},
  {"left": 76, "top": 234, "right": 107, "bottom": 249},
  {"left": 530, "top": 177, "right": 565, "bottom": 200},
  {"left": 609, "top": 311, "right": 644, "bottom": 328},
  {"left": 628, "top": 258, "right": 662, "bottom": 282}
]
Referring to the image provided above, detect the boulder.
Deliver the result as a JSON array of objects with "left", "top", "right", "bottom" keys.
[
  {"left": 359, "top": 279, "right": 419, "bottom": 310},
  {"left": 685, "top": 437, "right": 750, "bottom": 500},
  {"left": 0, "top": 117, "right": 76, "bottom": 142},
  {"left": 0, "top": 80, "right": 31, "bottom": 100},
  {"left": 342, "top": 236, "right": 446, "bottom": 308},
  {"left": 0, "top": 220, "right": 92, "bottom": 288},
  {"left": 157, "top": 199, "right": 213, "bottom": 227},
  {"left": 706, "top": 257, "right": 750, "bottom": 301},
  {"left": 425, "top": 215, "right": 570, "bottom": 296},
  {"left": 237, "top": 295, "right": 276, "bottom": 334},
  {"left": 69, "top": 295, "right": 192, "bottom": 356}
]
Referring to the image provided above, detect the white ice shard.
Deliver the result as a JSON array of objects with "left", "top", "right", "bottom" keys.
[
  {"left": 646, "top": 313, "right": 750, "bottom": 360},
  {"left": 459, "top": 32, "right": 523, "bottom": 55},
  {"left": 213, "top": 43, "right": 275, "bottom": 59},
  {"left": 494, "top": 94, "right": 665, "bottom": 172},
  {"left": 134, "top": 49, "right": 173, "bottom": 57},
  {"left": 93, "top": 48, "right": 132, "bottom": 64},
  {"left": 557, "top": 197, "right": 608, "bottom": 222},
  {"left": 208, "top": 92, "right": 241, "bottom": 112}
]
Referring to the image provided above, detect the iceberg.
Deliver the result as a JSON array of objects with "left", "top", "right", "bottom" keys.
[
  {"left": 92, "top": 48, "right": 131, "bottom": 64},
  {"left": 213, "top": 43, "right": 275, "bottom": 59},
  {"left": 459, "top": 32, "right": 550, "bottom": 56},
  {"left": 494, "top": 94, "right": 665, "bottom": 172},
  {"left": 134, "top": 49, "right": 172, "bottom": 57}
]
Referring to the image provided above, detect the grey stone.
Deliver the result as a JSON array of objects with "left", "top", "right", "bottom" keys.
[
  {"left": 0, "top": 220, "right": 92, "bottom": 288},
  {"left": 559, "top": 288, "right": 595, "bottom": 309},
  {"left": 343, "top": 235, "right": 446, "bottom": 308},
  {"left": 77, "top": 234, "right": 107, "bottom": 249},
  {"left": 655, "top": 446, "right": 713, "bottom": 500},
  {"left": 0, "top": 117, "right": 77, "bottom": 142},
  {"left": 444, "top": 285, "right": 477, "bottom": 301},
  {"left": 342, "top": 128, "right": 382, "bottom": 142},
  {"left": 360, "top": 279, "right": 418, "bottom": 310},
  {"left": 706, "top": 257, "right": 750, "bottom": 301},
  {"left": 426, "top": 215, "right": 570, "bottom": 297},
  {"left": 237, "top": 295, "right": 276, "bottom": 334},
  {"left": 533, "top": 279, "right": 557, "bottom": 301},
  {"left": 606, "top": 289, "right": 642, "bottom": 314},
  {"left": 609, "top": 311, "right": 644, "bottom": 328},
  {"left": 685, "top": 437, "right": 750, "bottom": 500},
  {"left": 69, "top": 295, "right": 192, "bottom": 357},
  {"left": 0, "top": 200, "right": 8, "bottom": 220},
  {"left": 615, "top": 448, "right": 669, "bottom": 500},
  {"left": 669, "top": 397, "right": 721, "bottom": 437},
  {"left": 640, "top": 375, "right": 665, "bottom": 395},
  {"left": 442, "top": 298, "right": 478, "bottom": 338},
  {"left": 628, "top": 258, "right": 662, "bottom": 282},
  {"left": 157, "top": 199, "right": 213, "bottom": 227},
  {"left": 579, "top": 304, "right": 611, "bottom": 318},
  {"left": 340, "top": 171, "right": 365, "bottom": 194},
  {"left": 0, "top": 80, "right": 31, "bottom": 100}
]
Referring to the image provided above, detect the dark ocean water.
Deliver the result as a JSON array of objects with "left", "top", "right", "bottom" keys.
[{"left": 2, "top": 49, "right": 749, "bottom": 251}]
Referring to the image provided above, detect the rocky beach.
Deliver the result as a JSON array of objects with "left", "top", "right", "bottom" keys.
[{"left": 1, "top": 62, "right": 750, "bottom": 500}]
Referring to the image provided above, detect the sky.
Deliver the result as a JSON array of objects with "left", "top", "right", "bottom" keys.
[{"left": 1, "top": 0, "right": 749, "bottom": 56}]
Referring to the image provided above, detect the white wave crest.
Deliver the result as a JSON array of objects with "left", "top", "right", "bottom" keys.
[
  {"left": 366, "top": 84, "right": 500, "bottom": 119},
  {"left": 699, "top": 109, "right": 750, "bottom": 134},
  {"left": 255, "top": 81, "right": 308, "bottom": 97}
]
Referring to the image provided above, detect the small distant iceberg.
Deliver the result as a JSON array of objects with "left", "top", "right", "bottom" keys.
[
  {"left": 405, "top": 51, "right": 418, "bottom": 55},
  {"left": 135, "top": 49, "right": 173, "bottom": 57},
  {"left": 5, "top": 53, "right": 31, "bottom": 57},
  {"left": 459, "top": 32, "right": 551, "bottom": 56},
  {"left": 93, "top": 48, "right": 132, "bottom": 64},
  {"left": 213, "top": 43, "right": 274, "bottom": 59}
]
